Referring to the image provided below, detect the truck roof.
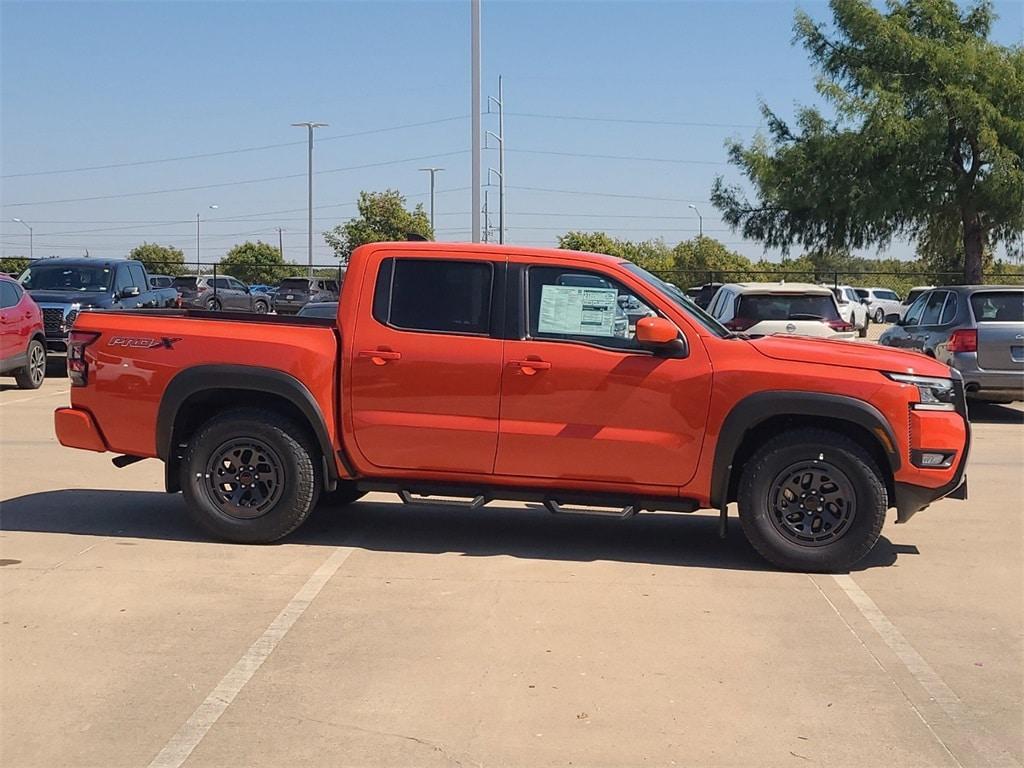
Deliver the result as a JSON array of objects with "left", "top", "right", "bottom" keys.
[{"left": 354, "top": 241, "right": 625, "bottom": 268}]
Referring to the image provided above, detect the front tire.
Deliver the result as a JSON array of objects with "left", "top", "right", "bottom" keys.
[
  {"left": 254, "top": 299, "right": 269, "bottom": 314},
  {"left": 737, "top": 428, "right": 887, "bottom": 572},
  {"left": 181, "top": 408, "right": 321, "bottom": 543},
  {"left": 14, "top": 339, "right": 46, "bottom": 389}
]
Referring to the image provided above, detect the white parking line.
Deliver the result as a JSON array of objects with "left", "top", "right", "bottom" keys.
[
  {"left": 830, "top": 574, "right": 1020, "bottom": 768},
  {"left": 146, "top": 546, "right": 356, "bottom": 768}
]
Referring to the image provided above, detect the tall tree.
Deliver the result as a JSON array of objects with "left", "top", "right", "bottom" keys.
[
  {"left": 558, "top": 231, "right": 674, "bottom": 272},
  {"left": 128, "top": 242, "right": 187, "bottom": 276},
  {"left": 219, "top": 241, "right": 290, "bottom": 284},
  {"left": 1, "top": 256, "right": 31, "bottom": 276},
  {"left": 324, "top": 190, "right": 433, "bottom": 263},
  {"left": 712, "top": 0, "right": 1024, "bottom": 283},
  {"left": 672, "top": 236, "right": 754, "bottom": 277}
]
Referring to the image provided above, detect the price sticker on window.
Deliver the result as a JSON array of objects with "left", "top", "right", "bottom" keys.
[{"left": 538, "top": 285, "right": 618, "bottom": 337}]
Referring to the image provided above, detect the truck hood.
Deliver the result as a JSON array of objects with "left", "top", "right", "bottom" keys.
[
  {"left": 749, "top": 335, "right": 952, "bottom": 377},
  {"left": 27, "top": 290, "right": 111, "bottom": 307}
]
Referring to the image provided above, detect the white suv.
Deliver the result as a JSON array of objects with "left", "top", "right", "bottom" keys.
[
  {"left": 706, "top": 283, "right": 856, "bottom": 339},
  {"left": 825, "top": 284, "right": 869, "bottom": 337},
  {"left": 855, "top": 287, "right": 902, "bottom": 324}
]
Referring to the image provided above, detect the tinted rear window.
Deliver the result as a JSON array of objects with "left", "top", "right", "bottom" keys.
[
  {"left": 970, "top": 291, "right": 1023, "bottom": 322},
  {"left": 736, "top": 294, "right": 841, "bottom": 322},
  {"left": 172, "top": 277, "right": 199, "bottom": 289},
  {"left": 280, "top": 279, "right": 311, "bottom": 290},
  {"left": 297, "top": 303, "right": 338, "bottom": 318}
]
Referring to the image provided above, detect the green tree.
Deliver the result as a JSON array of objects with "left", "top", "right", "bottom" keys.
[
  {"left": 1, "top": 256, "right": 31, "bottom": 276},
  {"left": 672, "top": 236, "right": 754, "bottom": 279},
  {"left": 324, "top": 190, "right": 433, "bottom": 263},
  {"left": 219, "top": 241, "right": 290, "bottom": 284},
  {"left": 557, "top": 231, "right": 674, "bottom": 272},
  {"left": 128, "top": 242, "right": 187, "bottom": 276},
  {"left": 712, "top": 0, "right": 1024, "bottom": 284}
]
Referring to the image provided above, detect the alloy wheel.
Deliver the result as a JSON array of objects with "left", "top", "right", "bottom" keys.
[
  {"left": 203, "top": 438, "right": 285, "bottom": 519},
  {"left": 766, "top": 459, "right": 857, "bottom": 546}
]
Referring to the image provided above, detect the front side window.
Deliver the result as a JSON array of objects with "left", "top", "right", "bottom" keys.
[
  {"left": 128, "top": 262, "right": 147, "bottom": 289},
  {"left": 374, "top": 258, "right": 492, "bottom": 335},
  {"left": 527, "top": 266, "right": 654, "bottom": 351},
  {"left": 114, "top": 266, "right": 134, "bottom": 294},
  {"left": 877, "top": 290, "right": 900, "bottom": 301},
  {"left": 903, "top": 292, "right": 930, "bottom": 325}
]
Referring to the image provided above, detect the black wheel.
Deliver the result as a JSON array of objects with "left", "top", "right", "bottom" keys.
[
  {"left": 319, "top": 482, "right": 365, "bottom": 508},
  {"left": 14, "top": 339, "right": 46, "bottom": 389},
  {"left": 737, "top": 428, "right": 887, "bottom": 572},
  {"left": 253, "top": 299, "right": 269, "bottom": 314},
  {"left": 874, "top": 307, "right": 885, "bottom": 323},
  {"left": 207, "top": 297, "right": 222, "bottom": 311},
  {"left": 181, "top": 408, "right": 321, "bottom": 543}
]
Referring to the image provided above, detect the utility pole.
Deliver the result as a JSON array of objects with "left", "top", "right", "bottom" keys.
[
  {"left": 11, "top": 218, "right": 32, "bottom": 259},
  {"left": 688, "top": 204, "right": 703, "bottom": 238},
  {"left": 276, "top": 227, "right": 285, "bottom": 258},
  {"left": 195, "top": 204, "right": 218, "bottom": 272},
  {"left": 418, "top": 167, "right": 444, "bottom": 231},
  {"left": 471, "top": 0, "right": 482, "bottom": 243},
  {"left": 292, "top": 121, "right": 328, "bottom": 277},
  {"left": 486, "top": 75, "right": 505, "bottom": 244},
  {"left": 483, "top": 190, "right": 490, "bottom": 243}
]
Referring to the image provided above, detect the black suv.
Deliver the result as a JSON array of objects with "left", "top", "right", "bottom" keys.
[
  {"left": 273, "top": 277, "right": 341, "bottom": 315},
  {"left": 173, "top": 275, "right": 271, "bottom": 313}
]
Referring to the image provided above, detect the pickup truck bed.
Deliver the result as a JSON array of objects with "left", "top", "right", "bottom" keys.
[{"left": 55, "top": 241, "right": 970, "bottom": 572}]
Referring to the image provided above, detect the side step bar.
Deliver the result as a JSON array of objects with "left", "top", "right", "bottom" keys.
[
  {"left": 399, "top": 490, "right": 486, "bottom": 510},
  {"left": 543, "top": 500, "right": 636, "bottom": 518}
]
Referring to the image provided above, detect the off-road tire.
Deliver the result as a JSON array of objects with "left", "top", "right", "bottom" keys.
[
  {"left": 14, "top": 339, "right": 46, "bottom": 389},
  {"left": 181, "top": 407, "right": 320, "bottom": 543},
  {"left": 737, "top": 428, "right": 887, "bottom": 572}
]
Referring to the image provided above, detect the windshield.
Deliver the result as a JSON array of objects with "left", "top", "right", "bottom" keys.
[
  {"left": 620, "top": 263, "right": 731, "bottom": 338},
  {"left": 736, "top": 293, "right": 842, "bottom": 322},
  {"left": 19, "top": 264, "right": 113, "bottom": 292}
]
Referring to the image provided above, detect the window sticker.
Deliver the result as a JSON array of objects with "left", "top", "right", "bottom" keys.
[{"left": 538, "top": 284, "right": 618, "bottom": 337}]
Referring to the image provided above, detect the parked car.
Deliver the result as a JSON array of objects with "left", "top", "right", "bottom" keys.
[
  {"left": 297, "top": 301, "right": 338, "bottom": 319},
  {"left": 149, "top": 274, "right": 175, "bottom": 289},
  {"left": 706, "top": 283, "right": 856, "bottom": 339},
  {"left": 855, "top": 287, "right": 903, "bottom": 323},
  {"left": 272, "top": 277, "right": 341, "bottom": 315},
  {"left": 0, "top": 274, "right": 47, "bottom": 389},
  {"left": 55, "top": 241, "right": 970, "bottom": 573},
  {"left": 897, "top": 286, "right": 934, "bottom": 320},
  {"left": 825, "top": 284, "right": 869, "bottom": 337},
  {"left": 172, "top": 275, "right": 270, "bottom": 313},
  {"left": 879, "top": 286, "right": 1023, "bottom": 402},
  {"left": 18, "top": 258, "right": 177, "bottom": 353},
  {"left": 248, "top": 284, "right": 274, "bottom": 295},
  {"left": 687, "top": 282, "right": 724, "bottom": 310}
]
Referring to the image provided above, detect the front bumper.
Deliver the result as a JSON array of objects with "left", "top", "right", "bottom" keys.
[{"left": 892, "top": 377, "right": 971, "bottom": 523}]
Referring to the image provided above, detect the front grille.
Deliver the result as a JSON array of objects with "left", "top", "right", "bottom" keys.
[{"left": 43, "top": 308, "right": 65, "bottom": 336}]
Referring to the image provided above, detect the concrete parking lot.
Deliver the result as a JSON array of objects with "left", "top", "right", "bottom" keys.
[{"left": 1, "top": 373, "right": 1021, "bottom": 768}]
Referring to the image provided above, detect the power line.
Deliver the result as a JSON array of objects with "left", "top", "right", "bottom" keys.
[
  {"left": 505, "top": 111, "right": 757, "bottom": 130},
  {"left": 0, "top": 115, "right": 470, "bottom": 179},
  {"left": 506, "top": 148, "right": 728, "bottom": 166},
  {"left": 2, "top": 151, "right": 469, "bottom": 208},
  {"left": 507, "top": 185, "right": 711, "bottom": 204}
]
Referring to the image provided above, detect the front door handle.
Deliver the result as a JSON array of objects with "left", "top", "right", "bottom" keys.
[
  {"left": 509, "top": 359, "right": 551, "bottom": 374},
  {"left": 359, "top": 349, "right": 402, "bottom": 365}
]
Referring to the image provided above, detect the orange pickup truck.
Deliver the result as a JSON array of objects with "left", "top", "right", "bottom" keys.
[{"left": 55, "top": 242, "right": 969, "bottom": 571}]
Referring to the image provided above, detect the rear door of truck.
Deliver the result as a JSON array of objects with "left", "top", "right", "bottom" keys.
[{"left": 347, "top": 250, "right": 504, "bottom": 474}]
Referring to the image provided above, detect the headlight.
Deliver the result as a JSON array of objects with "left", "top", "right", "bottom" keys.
[{"left": 886, "top": 373, "right": 955, "bottom": 410}]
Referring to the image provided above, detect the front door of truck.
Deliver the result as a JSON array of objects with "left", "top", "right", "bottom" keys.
[
  {"left": 494, "top": 263, "right": 713, "bottom": 487},
  {"left": 349, "top": 254, "right": 504, "bottom": 474}
]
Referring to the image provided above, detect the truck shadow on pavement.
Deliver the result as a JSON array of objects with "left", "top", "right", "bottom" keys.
[
  {"left": 966, "top": 402, "right": 1024, "bottom": 424},
  {"left": 1, "top": 489, "right": 912, "bottom": 572}
]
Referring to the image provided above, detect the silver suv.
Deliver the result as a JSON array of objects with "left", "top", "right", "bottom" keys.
[{"left": 878, "top": 286, "right": 1023, "bottom": 403}]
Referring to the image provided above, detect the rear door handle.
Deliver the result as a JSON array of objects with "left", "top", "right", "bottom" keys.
[
  {"left": 359, "top": 349, "right": 402, "bottom": 365},
  {"left": 510, "top": 359, "right": 551, "bottom": 374}
]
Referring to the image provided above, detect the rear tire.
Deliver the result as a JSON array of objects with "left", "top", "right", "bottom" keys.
[
  {"left": 254, "top": 299, "right": 269, "bottom": 314},
  {"left": 737, "top": 428, "right": 887, "bottom": 572},
  {"left": 207, "top": 297, "right": 222, "bottom": 311},
  {"left": 14, "top": 339, "right": 46, "bottom": 389},
  {"left": 181, "top": 408, "right": 320, "bottom": 543},
  {"left": 874, "top": 307, "right": 885, "bottom": 323}
]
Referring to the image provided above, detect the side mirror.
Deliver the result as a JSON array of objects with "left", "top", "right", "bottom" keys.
[
  {"left": 120, "top": 286, "right": 140, "bottom": 299},
  {"left": 636, "top": 317, "right": 686, "bottom": 357},
  {"left": 884, "top": 313, "right": 901, "bottom": 324}
]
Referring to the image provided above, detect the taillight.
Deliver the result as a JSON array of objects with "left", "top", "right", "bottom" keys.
[
  {"left": 828, "top": 319, "right": 854, "bottom": 332},
  {"left": 67, "top": 330, "right": 100, "bottom": 387},
  {"left": 725, "top": 317, "right": 755, "bottom": 331},
  {"left": 947, "top": 329, "right": 977, "bottom": 353}
]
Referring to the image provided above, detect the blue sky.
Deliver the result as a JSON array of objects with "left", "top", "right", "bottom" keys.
[{"left": 1, "top": 0, "right": 1021, "bottom": 266}]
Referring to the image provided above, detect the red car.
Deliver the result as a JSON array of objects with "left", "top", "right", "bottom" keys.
[{"left": 0, "top": 274, "right": 47, "bottom": 389}]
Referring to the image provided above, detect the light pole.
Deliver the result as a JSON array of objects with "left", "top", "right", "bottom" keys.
[
  {"left": 418, "top": 167, "right": 444, "bottom": 231},
  {"left": 11, "top": 218, "right": 33, "bottom": 260},
  {"left": 276, "top": 227, "right": 285, "bottom": 259},
  {"left": 196, "top": 205, "right": 218, "bottom": 272},
  {"left": 292, "top": 121, "right": 328, "bottom": 277},
  {"left": 688, "top": 204, "right": 703, "bottom": 238}
]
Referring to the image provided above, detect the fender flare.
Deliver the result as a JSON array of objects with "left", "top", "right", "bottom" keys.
[
  {"left": 710, "top": 391, "right": 900, "bottom": 509},
  {"left": 157, "top": 364, "right": 339, "bottom": 489}
]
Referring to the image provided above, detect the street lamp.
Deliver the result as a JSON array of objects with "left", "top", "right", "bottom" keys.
[
  {"left": 196, "top": 205, "right": 218, "bottom": 272},
  {"left": 418, "top": 167, "right": 444, "bottom": 231},
  {"left": 688, "top": 204, "right": 703, "bottom": 239},
  {"left": 11, "top": 218, "right": 33, "bottom": 260},
  {"left": 292, "top": 121, "right": 328, "bottom": 277}
]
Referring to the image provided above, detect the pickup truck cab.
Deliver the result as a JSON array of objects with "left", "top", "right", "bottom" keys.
[
  {"left": 54, "top": 242, "right": 970, "bottom": 572},
  {"left": 20, "top": 258, "right": 177, "bottom": 352}
]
